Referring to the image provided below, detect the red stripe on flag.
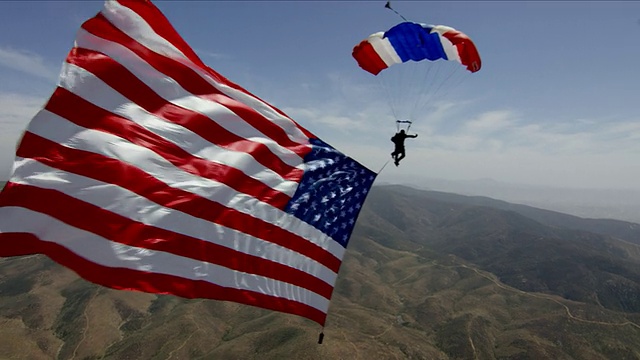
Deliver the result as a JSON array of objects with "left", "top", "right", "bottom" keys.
[
  {"left": 0, "top": 183, "right": 334, "bottom": 299},
  {"left": 45, "top": 87, "right": 291, "bottom": 207},
  {"left": 15, "top": 132, "right": 342, "bottom": 273},
  {"left": 0, "top": 232, "right": 328, "bottom": 325}
]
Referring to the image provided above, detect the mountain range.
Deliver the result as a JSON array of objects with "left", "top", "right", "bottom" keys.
[
  {"left": 388, "top": 176, "right": 640, "bottom": 224},
  {"left": 1, "top": 184, "right": 640, "bottom": 359}
]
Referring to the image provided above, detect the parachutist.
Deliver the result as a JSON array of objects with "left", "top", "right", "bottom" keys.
[
  {"left": 390, "top": 129, "right": 417, "bottom": 166},
  {"left": 353, "top": 21, "right": 480, "bottom": 154}
]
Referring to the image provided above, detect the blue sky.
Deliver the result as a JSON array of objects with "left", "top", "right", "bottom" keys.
[{"left": 1, "top": 1, "right": 639, "bottom": 190}]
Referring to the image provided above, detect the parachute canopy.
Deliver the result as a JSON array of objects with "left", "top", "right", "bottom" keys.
[
  {"left": 352, "top": 21, "right": 481, "bottom": 76},
  {"left": 352, "top": 21, "right": 482, "bottom": 126}
]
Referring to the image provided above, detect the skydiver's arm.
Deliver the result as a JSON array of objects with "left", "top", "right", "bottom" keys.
[{"left": 408, "top": 134, "right": 418, "bottom": 138}]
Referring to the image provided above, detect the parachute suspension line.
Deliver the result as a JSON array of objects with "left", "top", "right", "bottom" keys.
[
  {"left": 385, "top": 1, "right": 408, "bottom": 22},
  {"left": 401, "top": 61, "right": 420, "bottom": 121},
  {"left": 431, "top": 65, "right": 469, "bottom": 103},
  {"left": 418, "top": 59, "right": 449, "bottom": 113},
  {"left": 376, "top": 74, "right": 400, "bottom": 121},
  {"left": 430, "top": 64, "right": 463, "bottom": 101},
  {"left": 410, "top": 61, "right": 468, "bottom": 121},
  {"left": 377, "top": 63, "right": 416, "bottom": 130},
  {"left": 378, "top": 60, "right": 423, "bottom": 127},
  {"left": 407, "top": 60, "right": 436, "bottom": 122},
  {"left": 377, "top": 59, "right": 471, "bottom": 131},
  {"left": 438, "top": 67, "right": 469, "bottom": 109}
]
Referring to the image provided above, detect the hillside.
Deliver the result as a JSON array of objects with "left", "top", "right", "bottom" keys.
[
  {"left": 1, "top": 184, "right": 640, "bottom": 359},
  {"left": 390, "top": 177, "right": 640, "bottom": 224},
  {"left": 383, "top": 185, "right": 640, "bottom": 245},
  {"left": 362, "top": 186, "right": 640, "bottom": 313}
]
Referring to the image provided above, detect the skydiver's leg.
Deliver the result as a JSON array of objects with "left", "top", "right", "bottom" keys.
[
  {"left": 396, "top": 151, "right": 406, "bottom": 164},
  {"left": 393, "top": 152, "right": 402, "bottom": 166},
  {"left": 391, "top": 147, "right": 400, "bottom": 161}
]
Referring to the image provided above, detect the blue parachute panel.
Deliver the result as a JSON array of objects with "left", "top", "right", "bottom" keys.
[{"left": 384, "top": 22, "right": 448, "bottom": 63}]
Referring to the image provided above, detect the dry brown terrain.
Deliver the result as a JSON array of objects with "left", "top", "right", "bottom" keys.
[{"left": 2, "top": 185, "right": 640, "bottom": 359}]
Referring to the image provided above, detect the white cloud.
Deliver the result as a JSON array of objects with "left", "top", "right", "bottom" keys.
[
  {"left": 462, "top": 110, "right": 514, "bottom": 134},
  {"left": 193, "top": 48, "right": 231, "bottom": 60},
  {"left": 0, "top": 93, "right": 47, "bottom": 180},
  {"left": 283, "top": 105, "right": 382, "bottom": 135},
  {"left": 0, "top": 46, "right": 59, "bottom": 82},
  {"left": 0, "top": 93, "right": 45, "bottom": 133}
]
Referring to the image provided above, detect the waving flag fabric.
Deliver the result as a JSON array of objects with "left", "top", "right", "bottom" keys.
[{"left": 0, "top": 0, "right": 376, "bottom": 326}]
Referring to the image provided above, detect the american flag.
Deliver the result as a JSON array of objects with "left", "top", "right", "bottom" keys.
[{"left": 0, "top": 0, "right": 376, "bottom": 326}]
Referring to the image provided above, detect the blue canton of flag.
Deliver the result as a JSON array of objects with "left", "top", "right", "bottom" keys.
[{"left": 285, "top": 138, "right": 377, "bottom": 247}]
